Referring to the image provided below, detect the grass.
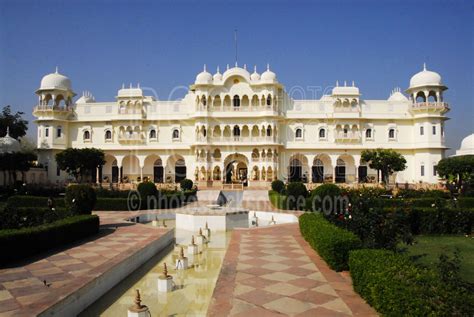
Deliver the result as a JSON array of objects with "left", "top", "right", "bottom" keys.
[
  {"left": 268, "top": 190, "right": 288, "bottom": 210},
  {"left": 403, "top": 235, "right": 474, "bottom": 283}
]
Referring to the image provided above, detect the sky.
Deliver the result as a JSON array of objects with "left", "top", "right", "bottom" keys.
[{"left": 0, "top": 0, "right": 472, "bottom": 154}]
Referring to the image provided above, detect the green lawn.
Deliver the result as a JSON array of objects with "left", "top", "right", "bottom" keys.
[
  {"left": 403, "top": 235, "right": 474, "bottom": 283},
  {"left": 268, "top": 190, "right": 288, "bottom": 210}
]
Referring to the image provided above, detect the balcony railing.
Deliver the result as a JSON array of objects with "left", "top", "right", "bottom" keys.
[
  {"left": 333, "top": 106, "right": 361, "bottom": 113},
  {"left": 33, "top": 105, "right": 74, "bottom": 113},
  {"left": 334, "top": 132, "right": 361, "bottom": 141},
  {"left": 196, "top": 105, "right": 278, "bottom": 112},
  {"left": 118, "top": 133, "right": 145, "bottom": 143},
  {"left": 196, "top": 136, "right": 278, "bottom": 143},
  {"left": 411, "top": 102, "right": 450, "bottom": 112}
]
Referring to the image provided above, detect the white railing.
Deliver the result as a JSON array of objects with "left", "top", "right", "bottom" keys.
[
  {"left": 196, "top": 136, "right": 278, "bottom": 143},
  {"left": 411, "top": 102, "right": 449, "bottom": 111},
  {"left": 34, "top": 105, "right": 74, "bottom": 112},
  {"left": 118, "top": 133, "right": 144, "bottom": 142},
  {"left": 196, "top": 105, "right": 278, "bottom": 112},
  {"left": 334, "top": 132, "right": 361, "bottom": 140},
  {"left": 333, "top": 106, "right": 360, "bottom": 113}
]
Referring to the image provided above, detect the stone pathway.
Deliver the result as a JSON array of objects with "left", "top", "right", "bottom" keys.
[
  {"left": 0, "top": 212, "right": 171, "bottom": 316},
  {"left": 208, "top": 223, "right": 377, "bottom": 316}
]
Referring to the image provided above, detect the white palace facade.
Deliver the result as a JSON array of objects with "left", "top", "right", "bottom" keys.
[{"left": 33, "top": 63, "right": 449, "bottom": 187}]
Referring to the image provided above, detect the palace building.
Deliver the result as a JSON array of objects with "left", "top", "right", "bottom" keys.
[{"left": 33, "top": 63, "right": 449, "bottom": 187}]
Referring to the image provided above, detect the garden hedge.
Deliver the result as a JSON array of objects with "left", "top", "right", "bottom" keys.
[
  {"left": 6, "top": 195, "right": 65, "bottom": 209},
  {"left": 299, "top": 213, "right": 361, "bottom": 271},
  {"left": 0, "top": 215, "right": 99, "bottom": 263},
  {"left": 458, "top": 197, "right": 474, "bottom": 208},
  {"left": 0, "top": 207, "right": 69, "bottom": 229},
  {"left": 349, "top": 249, "right": 474, "bottom": 316}
]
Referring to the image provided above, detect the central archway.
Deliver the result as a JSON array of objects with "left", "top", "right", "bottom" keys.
[{"left": 223, "top": 153, "right": 249, "bottom": 185}]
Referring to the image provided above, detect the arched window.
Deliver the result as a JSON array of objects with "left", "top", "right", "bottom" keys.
[
  {"left": 343, "top": 128, "right": 348, "bottom": 137},
  {"left": 319, "top": 128, "right": 326, "bottom": 138},
  {"left": 233, "top": 125, "right": 241, "bottom": 136},
  {"left": 233, "top": 95, "right": 240, "bottom": 107},
  {"left": 172, "top": 129, "right": 180, "bottom": 139},
  {"left": 365, "top": 128, "right": 372, "bottom": 139},
  {"left": 295, "top": 128, "right": 302, "bottom": 139},
  {"left": 388, "top": 128, "right": 395, "bottom": 139},
  {"left": 83, "top": 130, "right": 90, "bottom": 140},
  {"left": 420, "top": 126, "right": 424, "bottom": 135},
  {"left": 56, "top": 126, "right": 62, "bottom": 138},
  {"left": 149, "top": 129, "right": 156, "bottom": 139},
  {"left": 266, "top": 95, "right": 272, "bottom": 106},
  {"left": 266, "top": 125, "right": 272, "bottom": 137},
  {"left": 201, "top": 95, "right": 207, "bottom": 106},
  {"left": 105, "top": 130, "right": 112, "bottom": 140}
]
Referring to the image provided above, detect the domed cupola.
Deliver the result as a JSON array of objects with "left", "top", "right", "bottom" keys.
[
  {"left": 39, "top": 67, "right": 73, "bottom": 91},
  {"left": 455, "top": 134, "right": 474, "bottom": 156},
  {"left": 250, "top": 65, "right": 261, "bottom": 81},
  {"left": 0, "top": 127, "right": 21, "bottom": 154},
  {"left": 195, "top": 64, "right": 213, "bottom": 85},
  {"left": 406, "top": 64, "right": 448, "bottom": 105},
  {"left": 409, "top": 63, "right": 444, "bottom": 89},
  {"left": 261, "top": 64, "right": 277, "bottom": 84},
  {"left": 36, "top": 67, "right": 76, "bottom": 109},
  {"left": 213, "top": 66, "right": 223, "bottom": 82}
]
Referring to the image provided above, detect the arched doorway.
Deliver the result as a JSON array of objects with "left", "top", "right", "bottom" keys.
[
  {"left": 288, "top": 154, "right": 308, "bottom": 182},
  {"left": 175, "top": 159, "right": 186, "bottom": 183},
  {"left": 111, "top": 160, "right": 122, "bottom": 183},
  {"left": 312, "top": 159, "right": 324, "bottom": 183},
  {"left": 167, "top": 155, "right": 187, "bottom": 183},
  {"left": 153, "top": 158, "right": 163, "bottom": 183},
  {"left": 335, "top": 158, "right": 346, "bottom": 183},
  {"left": 224, "top": 154, "right": 248, "bottom": 185}
]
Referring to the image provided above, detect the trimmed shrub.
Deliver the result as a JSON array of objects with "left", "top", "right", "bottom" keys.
[
  {"left": 458, "top": 197, "right": 474, "bottom": 208},
  {"left": 137, "top": 182, "right": 159, "bottom": 209},
  {"left": 180, "top": 179, "right": 194, "bottom": 191},
  {"left": 286, "top": 182, "right": 308, "bottom": 210},
  {"left": 271, "top": 180, "right": 285, "bottom": 194},
  {"left": 269, "top": 190, "right": 288, "bottom": 210},
  {"left": 65, "top": 185, "right": 97, "bottom": 215},
  {"left": 0, "top": 215, "right": 99, "bottom": 263},
  {"left": 407, "top": 207, "right": 473, "bottom": 235},
  {"left": 307, "top": 184, "right": 343, "bottom": 213},
  {"left": 299, "top": 213, "right": 361, "bottom": 271},
  {"left": 94, "top": 198, "right": 129, "bottom": 211},
  {"left": 95, "top": 187, "right": 130, "bottom": 198},
  {"left": 0, "top": 207, "right": 69, "bottom": 229},
  {"left": 349, "top": 249, "right": 474, "bottom": 316},
  {"left": 6, "top": 195, "right": 65, "bottom": 209}
]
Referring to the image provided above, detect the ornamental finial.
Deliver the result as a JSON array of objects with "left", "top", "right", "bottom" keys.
[
  {"left": 55, "top": 66, "right": 58, "bottom": 74},
  {"left": 423, "top": 62, "right": 427, "bottom": 71}
]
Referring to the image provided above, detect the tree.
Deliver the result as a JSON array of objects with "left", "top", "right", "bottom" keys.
[
  {"left": 361, "top": 149, "right": 407, "bottom": 184},
  {"left": 0, "top": 105, "right": 28, "bottom": 139},
  {"left": 0, "top": 151, "right": 37, "bottom": 186},
  {"left": 436, "top": 155, "right": 474, "bottom": 194},
  {"left": 56, "top": 148, "right": 105, "bottom": 183}
]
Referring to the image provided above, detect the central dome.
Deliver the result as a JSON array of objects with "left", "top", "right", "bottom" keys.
[
  {"left": 40, "top": 68, "right": 72, "bottom": 90},
  {"left": 409, "top": 64, "right": 442, "bottom": 88},
  {"left": 455, "top": 134, "right": 474, "bottom": 156}
]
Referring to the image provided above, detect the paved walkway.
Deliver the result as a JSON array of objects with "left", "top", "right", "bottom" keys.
[
  {"left": 208, "top": 223, "right": 377, "bottom": 316},
  {"left": 0, "top": 211, "right": 171, "bottom": 316}
]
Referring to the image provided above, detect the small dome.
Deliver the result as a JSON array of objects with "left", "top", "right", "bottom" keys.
[
  {"left": 409, "top": 64, "right": 442, "bottom": 88},
  {"left": 388, "top": 88, "right": 408, "bottom": 102},
  {"left": 250, "top": 66, "right": 260, "bottom": 81},
  {"left": 0, "top": 127, "right": 21, "bottom": 154},
  {"left": 40, "top": 67, "right": 72, "bottom": 91},
  {"left": 213, "top": 67, "right": 222, "bottom": 82},
  {"left": 76, "top": 91, "right": 95, "bottom": 104},
  {"left": 455, "top": 134, "right": 474, "bottom": 156},
  {"left": 195, "top": 65, "right": 213, "bottom": 85},
  {"left": 261, "top": 64, "right": 277, "bottom": 83}
]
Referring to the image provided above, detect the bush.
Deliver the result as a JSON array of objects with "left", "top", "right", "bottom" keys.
[
  {"left": 458, "top": 197, "right": 474, "bottom": 208},
  {"left": 137, "top": 182, "right": 159, "bottom": 209},
  {"left": 396, "top": 188, "right": 450, "bottom": 199},
  {"left": 307, "top": 184, "right": 343, "bottom": 213},
  {"left": 269, "top": 190, "right": 288, "bottom": 210},
  {"left": 6, "top": 195, "right": 66, "bottom": 209},
  {"left": 0, "top": 207, "right": 69, "bottom": 229},
  {"left": 94, "top": 198, "right": 129, "bottom": 211},
  {"left": 300, "top": 213, "right": 361, "bottom": 271},
  {"left": 95, "top": 187, "right": 130, "bottom": 198},
  {"left": 286, "top": 182, "right": 308, "bottom": 210},
  {"left": 65, "top": 185, "right": 97, "bottom": 215},
  {"left": 180, "top": 179, "right": 194, "bottom": 191},
  {"left": 271, "top": 180, "right": 285, "bottom": 194},
  {"left": 0, "top": 215, "right": 99, "bottom": 263},
  {"left": 349, "top": 249, "right": 474, "bottom": 316},
  {"left": 406, "top": 207, "right": 474, "bottom": 235}
]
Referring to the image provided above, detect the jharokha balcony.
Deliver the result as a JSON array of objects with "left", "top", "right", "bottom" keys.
[
  {"left": 410, "top": 102, "right": 450, "bottom": 113},
  {"left": 196, "top": 135, "right": 279, "bottom": 144},
  {"left": 33, "top": 104, "right": 74, "bottom": 115},
  {"left": 118, "top": 132, "right": 145, "bottom": 143},
  {"left": 334, "top": 131, "right": 361, "bottom": 142}
]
